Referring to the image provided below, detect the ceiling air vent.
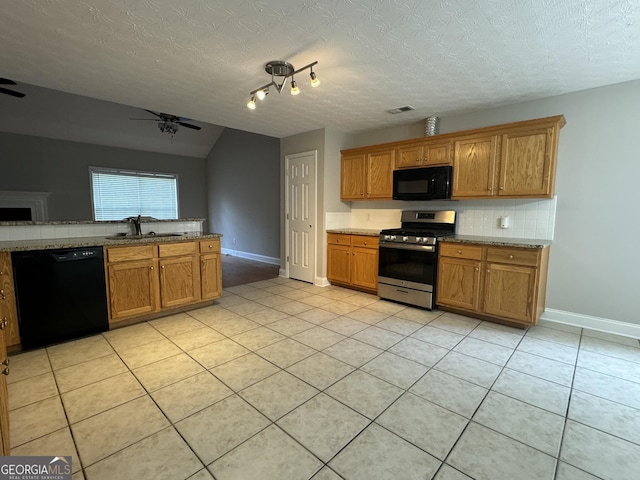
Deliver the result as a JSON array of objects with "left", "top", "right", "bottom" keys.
[{"left": 387, "top": 105, "right": 415, "bottom": 114}]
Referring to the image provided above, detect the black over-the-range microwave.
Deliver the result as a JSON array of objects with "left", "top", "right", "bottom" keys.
[{"left": 392, "top": 165, "right": 453, "bottom": 201}]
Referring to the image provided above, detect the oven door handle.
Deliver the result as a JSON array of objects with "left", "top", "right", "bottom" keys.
[{"left": 379, "top": 243, "right": 435, "bottom": 252}]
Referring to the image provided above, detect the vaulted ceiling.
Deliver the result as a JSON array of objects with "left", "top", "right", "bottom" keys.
[{"left": 1, "top": 0, "right": 639, "bottom": 156}]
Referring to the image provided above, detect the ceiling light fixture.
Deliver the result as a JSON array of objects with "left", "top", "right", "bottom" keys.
[{"left": 247, "top": 60, "right": 319, "bottom": 109}]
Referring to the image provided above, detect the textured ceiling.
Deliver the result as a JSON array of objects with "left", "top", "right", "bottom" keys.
[{"left": 1, "top": 0, "right": 640, "bottom": 144}]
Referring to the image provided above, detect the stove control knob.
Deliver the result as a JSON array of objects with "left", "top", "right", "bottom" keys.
[
  {"left": 383, "top": 235, "right": 390, "bottom": 241},
  {"left": 415, "top": 237, "right": 422, "bottom": 243},
  {"left": 390, "top": 235, "right": 397, "bottom": 241},
  {"left": 402, "top": 236, "right": 409, "bottom": 242}
]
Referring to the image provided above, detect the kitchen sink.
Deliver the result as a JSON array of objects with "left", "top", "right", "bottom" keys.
[{"left": 105, "top": 233, "right": 185, "bottom": 240}]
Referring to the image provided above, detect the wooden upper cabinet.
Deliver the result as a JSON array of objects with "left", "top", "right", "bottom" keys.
[
  {"left": 396, "top": 139, "right": 452, "bottom": 169},
  {"left": 396, "top": 143, "right": 423, "bottom": 169},
  {"left": 452, "top": 116, "right": 565, "bottom": 199},
  {"left": 342, "top": 115, "right": 565, "bottom": 201},
  {"left": 340, "top": 153, "right": 366, "bottom": 200},
  {"left": 366, "top": 148, "right": 394, "bottom": 199},
  {"left": 424, "top": 140, "right": 452, "bottom": 165},
  {"left": 340, "top": 148, "right": 394, "bottom": 200},
  {"left": 452, "top": 134, "right": 499, "bottom": 198},
  {"left": 499, "top": 126, "right": 555, "bottom": 197}
]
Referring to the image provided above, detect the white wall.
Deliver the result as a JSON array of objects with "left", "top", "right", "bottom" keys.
[{"left": 338, "top": 79, "right": 640, "bottom": 330}]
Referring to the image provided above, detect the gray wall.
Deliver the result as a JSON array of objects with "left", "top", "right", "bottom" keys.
[
  {"left": 206, "top": 128, "right": 280, "bottom": 260},
  {"left": 344, "top": 79, "right": 640, "bottom": 327},
  {"left": 0, "top": 132, "right": 207, "bottom": 221}
]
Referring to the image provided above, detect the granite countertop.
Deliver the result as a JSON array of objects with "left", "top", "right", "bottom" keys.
[
  {"left": 441, "top": 235, "right": 551, "bottom": 249},
  {"left": 0, "top": 218, "right": 206, "bottom": 227},
  {"left": 0, "top": 232, "right": 223, "bottom": 252},
  {"left": 326, "top": 228, "right": 380, "bottom": 237}
]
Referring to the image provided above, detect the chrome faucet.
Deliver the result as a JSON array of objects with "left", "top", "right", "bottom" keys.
[{"left": 129, "top": 215, "right": 142, "bottom": 236}]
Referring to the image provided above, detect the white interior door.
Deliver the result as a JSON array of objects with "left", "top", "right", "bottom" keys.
[{"left": 286, "top": 151, "right": 316, "bottom": 283}]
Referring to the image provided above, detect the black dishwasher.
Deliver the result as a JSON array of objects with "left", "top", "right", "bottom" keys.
[{"left": 11, "top": 247, "right": 109, "bottom": 349}]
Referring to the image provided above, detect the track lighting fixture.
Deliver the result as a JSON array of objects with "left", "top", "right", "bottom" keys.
[{"left": 247, "top": 60, "right": 319, "bottom": 109}]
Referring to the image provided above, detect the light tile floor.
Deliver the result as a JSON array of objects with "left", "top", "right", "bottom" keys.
[{"left": 7, "top": 278, "right": 640, "bottom": 480}]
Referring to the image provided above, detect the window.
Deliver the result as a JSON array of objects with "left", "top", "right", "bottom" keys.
[{"left": 90, "top": 167, "right": 179, "bottom": 221}]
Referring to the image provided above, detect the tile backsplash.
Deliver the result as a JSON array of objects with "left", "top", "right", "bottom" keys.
[
  {"left": 329, "top": 197, "right": 557, "bottom": 240},
  {"left": 0, "top": 220, "right": 204, "bottom": 241}
]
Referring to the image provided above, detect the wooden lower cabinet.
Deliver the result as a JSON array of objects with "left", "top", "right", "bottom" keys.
[
  {"left": 106, "top": 238, "right": 222, "bottom": 324},
  {"left": 437, "top": 242, "right": 549, "bottom": 326},
  {"left": 327, "top": 233, "right": 378, "bottom": 293},
  {"left": 0, "top": 253, "right": 20, "bottom": 347},
  {"left": 200, "top": 239, "right": 222, "bottom": 300},
  {"left": 0, "top": 313, "right": 10, "bottom": 455},
  {"left": 107, "top": 255, "right": 158, "bottom": 321},
  {"left": 158, "top": 242, "right": 200, "bottom": 309}
]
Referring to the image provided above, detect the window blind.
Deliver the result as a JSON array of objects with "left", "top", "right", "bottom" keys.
[{"left": 90, "top": 167, "right": 179, "bottom": 221}]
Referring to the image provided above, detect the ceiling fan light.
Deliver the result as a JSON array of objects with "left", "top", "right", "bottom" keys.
[
  {"left": 247, "top": 96, "right": 256, "bottom": 109},
  {"left": 310, "top": 71, "right": 320, "bottom": 87},
  {"left": 290, "top": 79, "right": 300, "bottom": 96}
]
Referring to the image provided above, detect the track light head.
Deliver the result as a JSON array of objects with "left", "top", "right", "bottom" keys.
[
  {"left": 256, "top": 88, "right": 268, "bottom": 100},
  {"left": 310, "top": 70, "right": 320, "bottom": 87},
  {"left": 247, "top": 95, "right": 256, "bottom": 110},
  {"left": 290, "top": 79, "right": 300, "bottom": 95}
]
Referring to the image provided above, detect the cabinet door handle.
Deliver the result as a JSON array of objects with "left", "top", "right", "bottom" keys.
[
  {"left": 487, "top": 269, "right": 490, "bottom": 273},
  {"left": 161, "top": 265, "right": 165, "bottom": 269},
  {"left": 508, "top": 254, "right": 514, "bottom": 259},
  {"left": 1, "top": 357, "right": 9, "bottom": 367},
  {"left": 499, "top": 186, "right": 505, "bottom": 190},
  {"left": 0, "top": 317, "right": 7, "bottom": 330},
  {"left": 364, "top": 242, "right": 367, "bottom": 245},
  {"left": 475, "top": 267, "right": 479, "bottom": 272},
  {"left": 457, "top": 249, "right": 462, "bottom": 254},
  {"left": 0, "top": 290, "right": 4, "bottom": 300},
  {"left": 208, "top": 244, "right": 213, "bottom": 249},
  {"left": 150, "top": 266, "right": 154, "bottom": 271},
  {"left": 1, "top": 366, "right": 8, "bottom": 376}
]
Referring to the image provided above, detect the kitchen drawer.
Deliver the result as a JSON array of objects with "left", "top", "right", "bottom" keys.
[
  {"left": 159, "top": 241, "right": 197, "bottom": 257},
  {"left": 199, "top": 239, "right": 221, "bottom": 253},
  {"left": 106, "top": 245, "right": 156, "bottom": 262},
  {"left": 351, "top": 236, "right": 378, "bottom": 248},
  {"left": 439, "top": 243, "right": 483, "bottom": 260},
  {"left": 486, "top": 247, "right": 539, "bottom": 266},
  {"left": 328, "top": 233, "right": 352, "bottom": 246}
]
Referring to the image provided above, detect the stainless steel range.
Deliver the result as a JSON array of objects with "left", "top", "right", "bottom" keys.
[{"left": 378, "top": 210, "right": 456, "bottom": 309}]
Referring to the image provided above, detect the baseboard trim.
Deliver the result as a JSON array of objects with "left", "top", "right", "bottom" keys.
[
  {"left": 279, "top": 268, "right": 287, "bottom": 278},
  {"left": 315, "top": 276, "right": 330, "bottom": 287},
  {"left": 541, "top": 308, "right": 640, "bottom": 339},
  {"left": 221, "top": 248, "right": 280, "bottom": 266}
]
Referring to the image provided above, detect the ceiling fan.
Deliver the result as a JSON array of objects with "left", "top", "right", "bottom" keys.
[
  {"left": 131, "top": 109, "right": 201, "bottom": 135},
  {"left": 0, "top": 78, "right": 26, "bottom": 98}
]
